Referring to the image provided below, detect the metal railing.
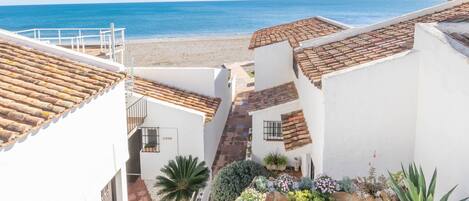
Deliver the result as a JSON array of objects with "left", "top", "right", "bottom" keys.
[
  {"left": 14, "top": 24, "right": 126, "bottom": 64},
  {"left": 126, "top": 96, "right": 147, "bottom": 134},
  {"left": 141, "top": 127, "right": 160, "bottom": 153}
]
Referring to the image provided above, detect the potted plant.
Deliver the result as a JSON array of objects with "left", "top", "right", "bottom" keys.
[
  {"left": 144, "top": 142, "right": 158, "bottom": 152},
  {"left": 276, "top": 155, "right": 288, "bottom": 171},
  {"left": 264, "top": 153, "right": 277, "bottom": 171}
]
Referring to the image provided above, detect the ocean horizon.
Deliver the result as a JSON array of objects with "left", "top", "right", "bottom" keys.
[{"left": 0, "top": 0, "right": 445, "bottom": 39}]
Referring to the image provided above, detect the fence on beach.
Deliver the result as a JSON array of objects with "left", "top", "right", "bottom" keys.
[{"left": 14, "top": 23, "right": 126, "bottom": 64}]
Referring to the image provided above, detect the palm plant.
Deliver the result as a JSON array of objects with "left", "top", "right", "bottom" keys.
[
  {"left": 388, "top": 163, "right": 468, "bottom": 201},
  {"left": 156, "top": 155, "right": 210, "bottom": 201}
]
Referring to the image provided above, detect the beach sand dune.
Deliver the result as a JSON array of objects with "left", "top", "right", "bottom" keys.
[{"left": 124, "top": 35, "right": 253, "bottom": 67}]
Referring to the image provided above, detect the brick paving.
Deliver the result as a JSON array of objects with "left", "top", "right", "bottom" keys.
[
  {"left": 212, "top": 62, "right": 255, "bottom": 176},
  {"left": 211, "top": 91, "right": 253, "bottom": 176},
  {"left": 128, "top": 178, "right": 152, "bottom": 201}
]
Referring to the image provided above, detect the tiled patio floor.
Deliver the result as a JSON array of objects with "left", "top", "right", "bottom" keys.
[{"left": 128, "top": 178, "right": 152, "bottom": 201}]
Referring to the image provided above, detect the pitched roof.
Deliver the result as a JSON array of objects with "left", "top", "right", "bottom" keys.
[
  {"left": 249, "top": 17, "right": 347, "bottom": 49},
  {"left": 132, "top": 77, "right": 221, "bottom": 122},
  {"left": 281, "top": 110, "right": 312, "bottom": 151},
  {"left": 247, "top": 82, "right": 298, "bottom": 112},
  {"left": 0, "top": 40, "right": 126, "bottom": 147},
  {"left": 294, "top": 3, "right": 469, "bottom": 88}
]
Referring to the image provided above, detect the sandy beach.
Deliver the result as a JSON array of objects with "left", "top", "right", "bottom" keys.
[{"left": 124, "top": 35, "right": 254, "bottom": 67}]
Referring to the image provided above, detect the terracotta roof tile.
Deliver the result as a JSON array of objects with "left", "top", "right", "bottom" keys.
[
  {"left": 132, "top": 77, "right": 221, "bottom": 122},
  {"left": 248, "top": 82, "right": 298, "bottom": 112},
  {"left": 294, "top": 3, "right": 469, "bottom": 88},
  {"left": 281, "top": 110, "right": 312, "bottom": 151},
  {"left": 0, "top": 40, "right": 126, "bottom": 147},
  {"left": 249, "top": 17, "right": 346, "bottom": 49},
  {"left": 449, "top": 32, "right": 469, "bottom": 47}
]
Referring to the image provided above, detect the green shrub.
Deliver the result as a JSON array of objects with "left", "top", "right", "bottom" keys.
[
  {"left": 298, "top": 177, "right": 314, "bottom": 190},
  {"left": 253, "top": 176, "right": 269, "bottom": 193},
  {"left": 337, "top": 177, "right": 355, "bottom": 193},
  {"left": 211, "top": 160, "right": 269, "bottom": 201}
]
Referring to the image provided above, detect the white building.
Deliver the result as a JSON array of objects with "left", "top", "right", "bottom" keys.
[
  {"left": 0, "top": 28, "right": 129, "bottom": 201},
  {"left": 249, "top": 0, "right": 469, "bottom": 198},
  {"left": 124, "top": 67, "right": 232, "bottom": 178},
  {"left": 248, "top": 16, "right": 350, "bottom": 91}
]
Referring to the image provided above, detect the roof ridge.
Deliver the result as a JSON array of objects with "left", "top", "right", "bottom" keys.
[
  {"left": 249, "top": 17, "right": 347, "bottom": 49},
  {"left": 132, "top": 76, "right": 220, "bottom": 100},
  {"left": 253, "top": 16, "right": 322, "bottom": 32},
  {"left": 131, "top": 76, "right": 221, "bottom": 122}
]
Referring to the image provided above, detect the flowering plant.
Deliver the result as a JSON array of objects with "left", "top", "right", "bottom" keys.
[
  {"left": 288, "top": 190, "right": 327, "bottom": 201},
  {"left": 274, "top": 174, "right": 295, "bottom": 193},
  {"left": 236, "top": 188, "right": 266, "bottom": 201},
  {"left": 314, "top": 175, "right": 337, "bottom": 195}
]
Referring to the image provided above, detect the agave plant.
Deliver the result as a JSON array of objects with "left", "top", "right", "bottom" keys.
[
  {"left": 155, "top": 155, "right": 210, "bottom": 201},
  {"left": 388, "top": 163, "right": 468, "bottom": 201}
]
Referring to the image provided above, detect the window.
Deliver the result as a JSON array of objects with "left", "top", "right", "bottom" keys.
[
  {"left": 142, "top": 127, "right": 160, "bottom": 152},
  {"left": 263, "top": 121, "right": 283, "bottom": 141}
]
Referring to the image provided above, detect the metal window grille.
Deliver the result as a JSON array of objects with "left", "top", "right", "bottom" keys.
[
  {"left": 263, "top": 121, "right": 283, "bottom": 141},
  {"left": 142, "top": 127, "right": 160, "bottom": 153}
]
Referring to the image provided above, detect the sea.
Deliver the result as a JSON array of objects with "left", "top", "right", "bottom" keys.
[{"left": 0, "top": 0, "right": 445, "bottom": 39}]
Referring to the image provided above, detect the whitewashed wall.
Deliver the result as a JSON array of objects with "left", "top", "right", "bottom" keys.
[
  {"left": 132, "top": 67, "right": 222, "bottom": 97},
  {"left": 0, "top": 83, "right": 129, "bottom": 201},
  {"left": 321, "top": 52, "right": 419, "bottom": 179},
  {"left": 135, "top": 67, "right": 232, "bottom": 179},
  {"left": 293, "top": 67, "right": 326, "bottom": 176},
  {"left": 250, "top": 101, "right": 303, "bottom": 165},
  {"left": 254, "top": 41, "right": 294, "bottom": 91},
  {"left": 204, "top": 69, "right": 232, "bottom": 168},
  {"left": 140, "top": 98, "right": 205, "bottom": 180},
  {"left": 413, "top": 24, "right": 469, "bottom": 199}
]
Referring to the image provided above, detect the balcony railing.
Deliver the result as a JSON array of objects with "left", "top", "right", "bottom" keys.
[
  {"left": 14, "top": 24, "right": 126, "bottom": 64},
  {"left": 127, "top": 96, "right": 147, "bottom": 134},
  {"left": 141, "top": 127, "right": 160, "bottom": 153}
]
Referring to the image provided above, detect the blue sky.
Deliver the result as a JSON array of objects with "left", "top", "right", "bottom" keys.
[{"left": 0, "top": 0, "right": 213, "bottom": 6}]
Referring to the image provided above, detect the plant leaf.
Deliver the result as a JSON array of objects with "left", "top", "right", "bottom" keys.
[
  {"left": 440, "top": 185, "right": 457, "bottom": 201},
  {"left": 428, "top": 169, "right": 438, "bottom": 198}
]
